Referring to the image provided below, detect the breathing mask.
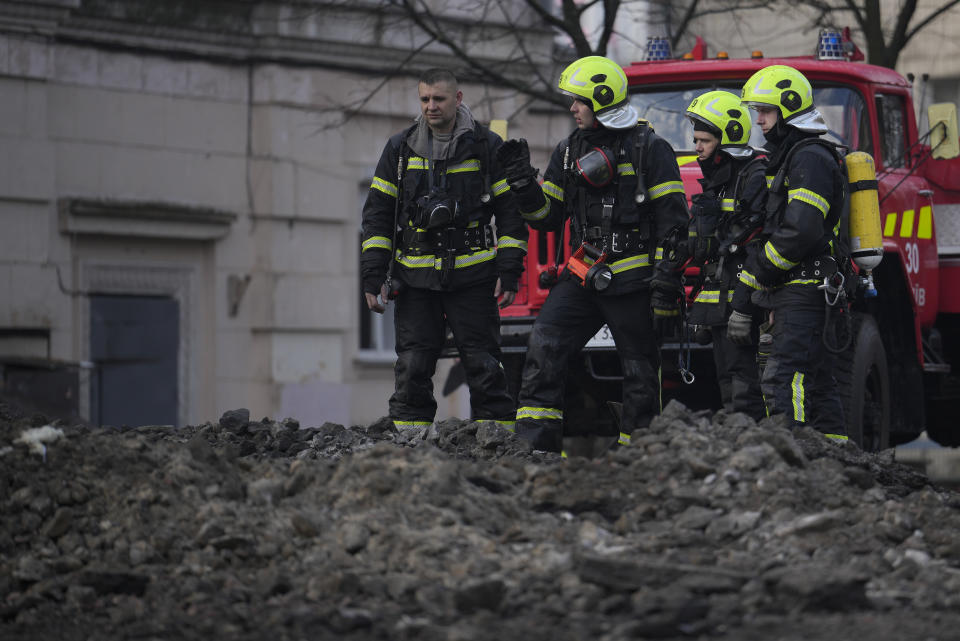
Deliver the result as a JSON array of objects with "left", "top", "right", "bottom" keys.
[{"left": 574, "top": 146, "right": 615, "bottom": 188}]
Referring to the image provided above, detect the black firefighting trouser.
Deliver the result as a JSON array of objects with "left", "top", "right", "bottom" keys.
[
  {"left": 514, "top": 278, "right": 660, "bottom": 452},
  {"left": 761, "top": 285, "right": 846, "bottom": 437},
  {"left": 711, "top": 322, "right": 766, "bottom": 421},
  {"left": 389, "top": 281, "right": 514, "bottom": 427}
]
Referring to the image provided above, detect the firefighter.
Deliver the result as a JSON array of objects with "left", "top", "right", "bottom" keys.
[
  {"left": 685, "top": 90, "right": 767, "bottom": 421},
  {"left": 732, "top": 64, "right": 848, "bottom": 440},
  {"left": 360, "top": 68, "right": 528, "bottom": 431},
  {"left": 496, "top": 55, "right": 688, "bottom": 452}
]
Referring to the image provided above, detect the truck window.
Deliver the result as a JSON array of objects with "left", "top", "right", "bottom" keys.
[
  {"left": 816, "top": 86, "right": 874, "bottom": 156},
  {"left": 875, "top": 93, "right": 907, "bottom": 168},
  {"left": 629, "top": 84, "right": 871, "bottom": 156}
]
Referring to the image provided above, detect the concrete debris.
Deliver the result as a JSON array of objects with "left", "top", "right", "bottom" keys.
[
  {"left": 15, "top": 425, "right": 65, "bottom": 459},
  {"left": 1, "top": 398, "right": 959, "bottom": 640}
]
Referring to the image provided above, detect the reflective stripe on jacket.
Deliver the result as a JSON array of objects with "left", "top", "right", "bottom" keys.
[
  {"left": 360, "top": 124, "right": 528, "bottom": 293},
  {"left": 511, "top": 125, "right": 687, "bottom": 295}
]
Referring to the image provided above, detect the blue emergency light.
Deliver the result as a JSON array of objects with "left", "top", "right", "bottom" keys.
[
  {"left": 817, "top": 29, "right": 845, "bottom": 60},
  {"left": 644, "top": 37, "right": 671, "bottom": 61}
]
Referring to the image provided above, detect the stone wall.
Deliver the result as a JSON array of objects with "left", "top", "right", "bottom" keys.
[{"left": 0, "top": 0, "right": 561, "bottom": 427}]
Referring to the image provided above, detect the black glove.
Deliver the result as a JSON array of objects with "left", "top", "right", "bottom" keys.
[
  {"left": 650, "top": 269, "right": 683, "bottom": 342},
  {"left": 717, "top": 210, "right": 763, "bottom": 251},
  {"left": 730, "top": 282, "right": 756, "bottom": 315},
  {"left": 753, "top": 258, "right": 782, "bottom": 288},
  {"left": 689, "top": 193, "right": 721, "bottom": 264},
  {"left": 496, "top": 138, "right": 538, "bottom": 189},
  {"left": 726, "top": 310, "right": 754, "bottom": 345},
  {"left": 690, "top": 193, "right": 722, "bottom": 217},
  {"left": 363, "top": 273, "right": 386, "bottom": 296},
  {"left": 741, "top": 252, "right": 780, "bottom": 288},
  {"left": 498, "top": 272, "right": 519, "bottom": 293}
]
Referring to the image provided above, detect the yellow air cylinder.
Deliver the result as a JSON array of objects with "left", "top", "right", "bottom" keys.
[{"left": 846, "top": 151, "right": 883, "bottom": 271}]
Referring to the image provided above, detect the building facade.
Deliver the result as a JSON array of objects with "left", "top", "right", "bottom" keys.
[{"left": 0, "top": 0, "right": 562, "bottom": 427}]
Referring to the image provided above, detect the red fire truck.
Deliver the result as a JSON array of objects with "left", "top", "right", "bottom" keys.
[{"left": 499, "top": 31, "right": 960, "bottom": 451}]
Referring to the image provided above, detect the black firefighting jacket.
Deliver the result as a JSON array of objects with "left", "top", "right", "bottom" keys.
[
  {"left": 687, "top": 150, "right": 767, "bottom": 326},
  {"left": 735, "top": 128, "right": 845, "bottom": 308},
  {"left": 511, "top": 123, "right": 688, "bottom": 296},
  {"left": 360, "top": 123, "right": 528, "bottom": 294}
]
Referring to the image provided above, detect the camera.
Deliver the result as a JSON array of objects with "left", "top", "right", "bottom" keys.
[{"left": 416, "top": 190, "right": 459, "bottom": 229}]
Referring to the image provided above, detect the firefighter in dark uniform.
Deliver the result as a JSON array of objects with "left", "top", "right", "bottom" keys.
[
  {"left": 684, "top": 90, "right": 767, "bottom": 421},
  {"left": 731, "top": 64, "right": 848, "bottom": 440},
  {"left": 360, "top": 68, "right": 528, "bottom": 431},
  {"left": 496, "top": 56, "right": 688, "bottom": 452}
]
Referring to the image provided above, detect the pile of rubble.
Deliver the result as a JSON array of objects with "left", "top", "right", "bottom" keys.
[{"left": 2, "top": 400, "right": 960, "bottom": 640}]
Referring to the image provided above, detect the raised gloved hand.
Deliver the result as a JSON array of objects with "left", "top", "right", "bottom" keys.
[
  {"left": 726, "top": 309, "right": 754, "bottom": 345},
  {"left": 496, "top": 138, "right": 538, "bottom": 189},
  {"left": 650, "top": 269, "right": 683, "bottom": 342}
]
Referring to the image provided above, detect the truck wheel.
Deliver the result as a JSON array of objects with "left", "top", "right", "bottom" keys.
[{"left": 845, "top": 315, "right": 890, "bottom": 451}]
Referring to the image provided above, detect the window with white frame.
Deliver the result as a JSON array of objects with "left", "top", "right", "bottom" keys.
[
  {"left": 358, "top": 268, "right": 396, "bottom": 356},
  {"left": 358, "top": 177, "right": 396, "bottom": 360}
]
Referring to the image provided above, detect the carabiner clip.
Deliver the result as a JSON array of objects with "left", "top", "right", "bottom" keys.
[{"left": 819, "top": 271, "right": 845, "bottom": 307}]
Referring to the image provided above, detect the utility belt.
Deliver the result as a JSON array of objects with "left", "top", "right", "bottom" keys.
[
  {"left": 402, "top": 225, "right": 494, "bottom": 255},
  {"left": 580, "top": 226, "right": 649, "bottom": 255},
  {"left": 783, "top": 255, "right": 838, "bottom": 283},
  {"left": 700, "top": 255, "right": 745, "bottom": 284}
]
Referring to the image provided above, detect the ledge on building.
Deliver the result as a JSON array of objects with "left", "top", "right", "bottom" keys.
[
  {"left": 353, "top": 351, "right": 396, "bottom": 367},
  {"left": 58, "top": 198, "right": 237, "bottom": 241}
]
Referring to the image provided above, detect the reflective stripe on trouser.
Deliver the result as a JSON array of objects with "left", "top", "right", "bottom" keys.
[
  {"left": 711, "top": 323, "right": 766, "bottom": 421},
  {"left": 760, "top": 286, "right": 846, "bottom": 436},
  {"left": 394, "top": 419, "right": 432, "bottom": 430},
  {"left": 514, "top": 279, "right": 659, "bottom": 452},
  {"left": 515, "top": 404, "right": 563, "bottom": 452},
  {"left": 389, "top": 283, "right": 515, "bottom": 424}
]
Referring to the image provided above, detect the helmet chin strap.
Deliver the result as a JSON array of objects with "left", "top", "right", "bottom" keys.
[
  {"left": 764, "top": 117, "right": 791, "bottom": 145},
  {"left": 586, "top": 103, "right": 600, "bottom": 128}
]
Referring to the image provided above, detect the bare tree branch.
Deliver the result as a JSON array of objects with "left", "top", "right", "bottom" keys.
[
  {"left": 595, "top": 0, "right": 622, "bottom": 57},
  {"left": 888, "top": 0, "right": 918, "bottom": 61},
  {"left": 322, "top": 0, "right": 959, "bottom": 125},
  {"left": 904, "top": 0, "right": 960, "bottom": 42},
  {"left": 698, "top": 0, "right": 959, "bottom": 69},
  {"left": 398, "top": 0, "right": 566, "bottom": 107},
  {"left": 494, "top": 0, "right": 558, "bottom": 93},
  {"left": 315, "top": 35, "right": 437, "bottom": 131},
  {"left": 519, "top": 0, "right": 574, "bottom": 35},
  {"left": 804, "top": 0, "right": 960, "bottom": 68},
  {"left": 560, "top": 0, "right": 595, "bottom": 56},
  {"left": 841, "top": 0, "right": 868, "bottom": 34},
  {"left": 670, "top": 0, "right": 700, "bottom": 49},
  {"left": 669, "top": 1, "right": 773, "bottom": 19}
]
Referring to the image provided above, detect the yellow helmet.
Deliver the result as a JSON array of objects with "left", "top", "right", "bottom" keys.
[
  {"left": 741, "top": 65, "right": 827, "bottom": 133},
  {"left": 686, "top": 90, "right": 753, "bottom": 158},
  {"left": 558, "top": 56, "right": 638, "bottom": 130}
]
